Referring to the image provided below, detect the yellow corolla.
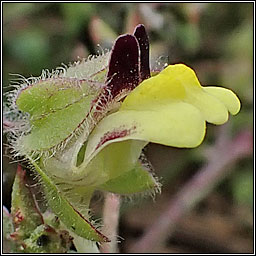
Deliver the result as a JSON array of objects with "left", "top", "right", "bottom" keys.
[{"left": 85, "top": 64, "right": 240, "bottom": 161}]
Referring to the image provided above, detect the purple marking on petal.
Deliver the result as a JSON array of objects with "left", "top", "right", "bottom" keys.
[
  {"left": 106, "top": 34, "right": 140, "bottom": 98},
  {"left": 133, "top": 24, "right": 150, "bottom": 81},
  {"left": 95, "top": 126, "right": 136, "bottom": 151}
]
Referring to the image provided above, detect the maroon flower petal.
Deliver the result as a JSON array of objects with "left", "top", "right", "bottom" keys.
[
  {"left": 106, "top": 34, "right": 140, "bottom": 98},
  {"left": 89, "top": 26, "right": 151, "bottom": 129},
  {"left": 133, "top": 24, "right": 150, "bottom": 81}
]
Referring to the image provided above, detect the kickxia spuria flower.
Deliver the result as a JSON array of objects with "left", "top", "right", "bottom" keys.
[{"left": 4, "top": 24, "right": 240, "bottom": 244}]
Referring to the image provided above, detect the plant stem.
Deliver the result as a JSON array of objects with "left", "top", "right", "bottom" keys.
[
  {"left": 100, "top": 193, "right": 121, "bottom": 253},
  {"left": 128, "top": 127, "right": 253, "bottom": 253}
]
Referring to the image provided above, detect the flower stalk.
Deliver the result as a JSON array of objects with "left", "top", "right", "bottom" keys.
[{"left": 101, "top": 193, "right": 121, "bottom": 253}]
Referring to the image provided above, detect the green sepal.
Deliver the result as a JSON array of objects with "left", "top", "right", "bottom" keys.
[
  {"left": 97, "top": 161, "right": 160, "bottom": 195},
  {"left": 16, "top": 78, "right": 98, "bottom": 152}
]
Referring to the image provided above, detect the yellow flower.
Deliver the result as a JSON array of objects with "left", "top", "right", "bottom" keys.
[
  {"left": 5, "top": 24, "right": 241, "bottom": 244},
  {"left": 85, "top": 64, "right": 240, "bottom": 162}
]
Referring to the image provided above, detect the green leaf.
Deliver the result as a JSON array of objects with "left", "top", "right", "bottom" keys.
[
  {"left": 11, "top": 166, "right": 43, "bottom": 238},
  {"left": 28, "top": 157, "right": 109, "bottom": 243},
  {"left": 3, "top": 207, "right": 14, "bottom": 238},
  {"left": 3, "top": 207, "right": 16, "bottom": 253},
  {"left": 9, "top": 167, "right": 74, "bottom": 253}
]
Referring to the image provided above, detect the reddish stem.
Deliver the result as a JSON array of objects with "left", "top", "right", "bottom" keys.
[{"left": 100, "top": 193, "right": 121, "bottom": 253}]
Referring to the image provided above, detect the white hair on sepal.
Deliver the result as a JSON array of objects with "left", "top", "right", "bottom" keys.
[
  {"left": 119, "top": 184, "right": 161, "bottom": 208},
  {"left": 4, "top": 52, "right": 115, "bottom": 164},
  {"left": 64, "top": 50, "right": 111, "bottom": 80},
  {"left": 5, "top": 87, "right": 92, "bottom": 160},
  {"left": 139, "top": 153, "right": 163, "bottom": 198},
  {"left": 151, "top": 55, "right": 169, "bottom": 74},
  {"left": 116, "top": 155, "right": 162, "bottom": 204}
]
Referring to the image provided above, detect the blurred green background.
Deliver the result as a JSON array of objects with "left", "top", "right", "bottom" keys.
[{"left": 3, "top": 2, "right": 253, "bottom": 253}]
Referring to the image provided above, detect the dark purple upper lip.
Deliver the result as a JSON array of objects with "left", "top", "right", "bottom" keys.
[{"left": 105, "top": 24, "right": 150, "bottom": 99}]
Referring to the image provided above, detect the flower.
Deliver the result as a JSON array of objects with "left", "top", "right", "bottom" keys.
[
  {"left": 86, "top": 63, "right": 241, "bottom": 159},
  {"left": 78, "top": 63, "right": 240, "bottom": 194},
  {"left": 5, "top": 24, "right": 240, "bottom": 243}
]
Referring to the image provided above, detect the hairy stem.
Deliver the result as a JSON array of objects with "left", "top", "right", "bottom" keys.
[{"left": 100, "top": 193, "right": 121, "bottom": 253}]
